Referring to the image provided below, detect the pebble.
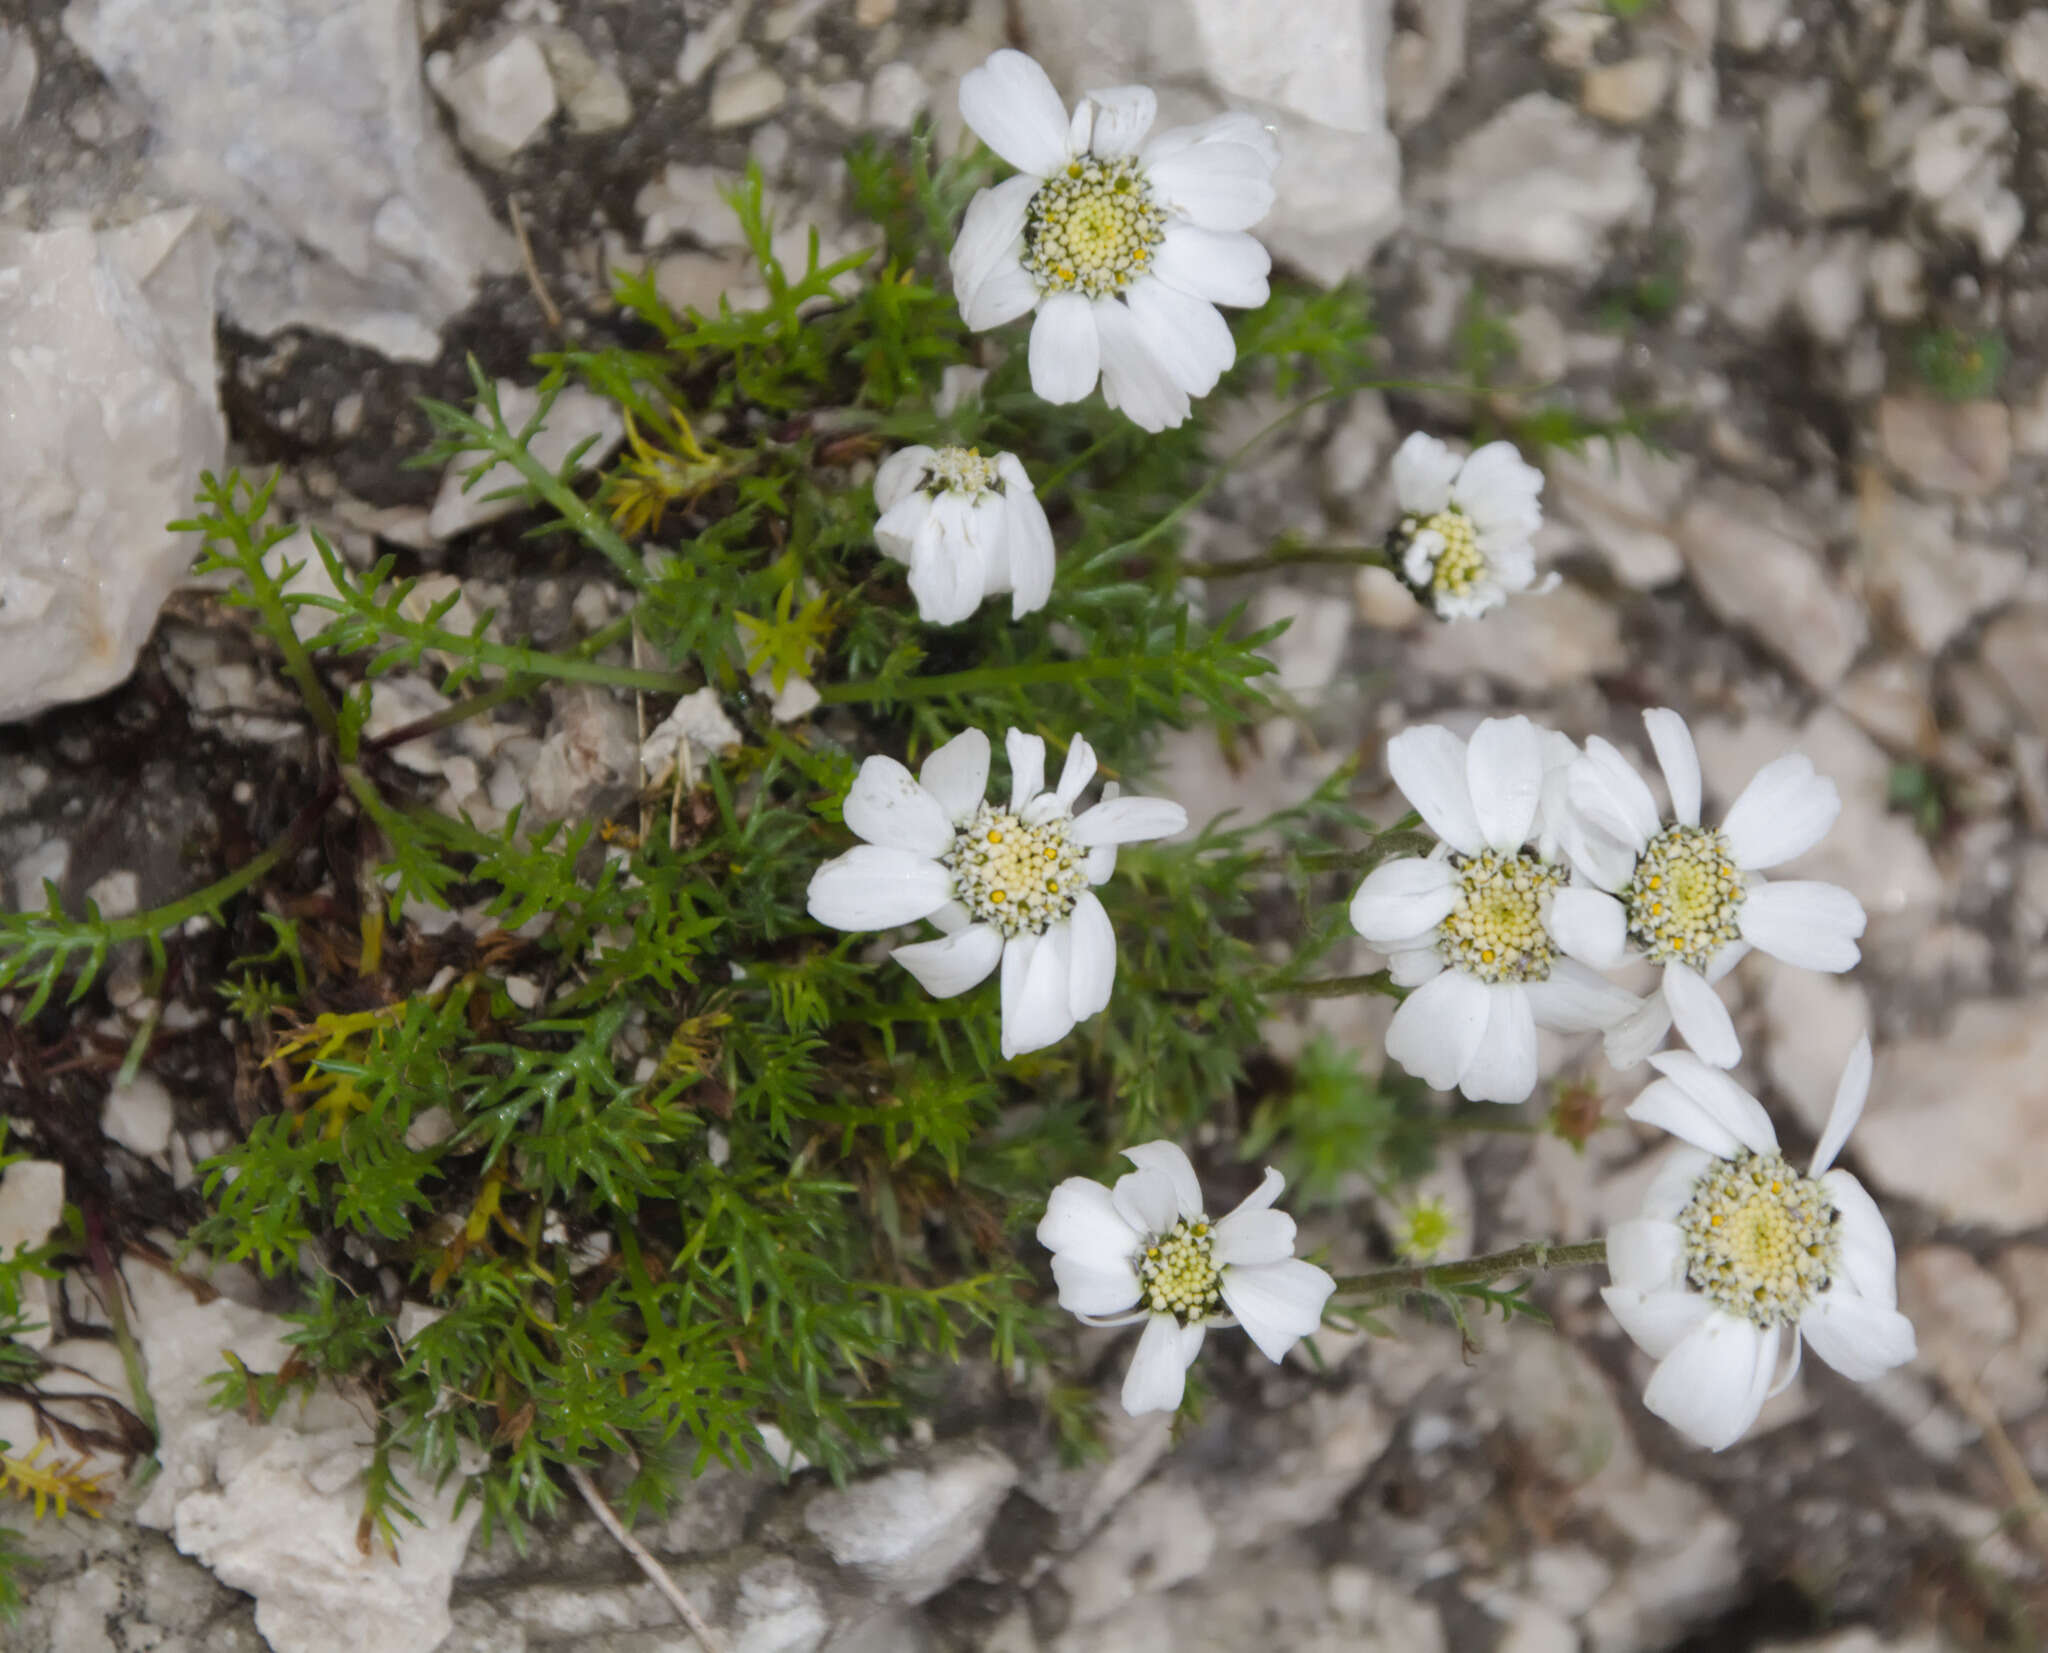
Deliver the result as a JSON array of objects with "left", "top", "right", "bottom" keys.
[
  {"left": 1878, "top": 396, "right": 2013, "bottom": 497},
  {"left": 0, "top": 25, "right": 34, "bottom": 132},
  {"left": 864, "top": 60, "right": 928, "bottom": 131},
  {"left": 1581, "top": 56, "right": 1670, "bottom": 126},
  {"left": 2007, "top": 12, "right": 2048, "bottom": 92},
  {"left": 102, "top": 1073, "right": 177, "bottom": 1157},
  {"left": 709, "top": 62, "right": 787, "bottom": 128},
  {"left": 1410, "top": 581, "right": 1626, "bottom": 692},
  {"left": 0, "top": 1159, "right": 65, "bottom": 1255},
  {"left": 1978, "top": 603, "right": 2048, "bottom": 733},
  {"left": 803, "top": 1445, "right": 1018, "bottom": 1604},
  {"left": 677, "top": 0, "right": 750, "bottom": 87},
  {"left": 1857, "top": 476, "right": 2026, "bottom": 654},
  {"left": 428, "top": 32, "right": 558, "bottom": 164},
  {"left": 84, "top": 868, "right": 141, "bottom": 919}
]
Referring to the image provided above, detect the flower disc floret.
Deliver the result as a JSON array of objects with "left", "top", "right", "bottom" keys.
[
  {"left": 943, "top": 801, "right": 1085, "bottom": 938},
  {"left": 1022, "top": 156, "right": 1167, "bottom": 299},
  {"left": 1438, "top": 848, "right": 1565, "bottom": 985},
  {"left": 1138, "top": 1217, "right": 1222, "bottom": 1322},
  {"left": 1398, "top": 507, "right": 1487, "bottom": 600},
  {"left": 923, "top": 445, "right": 1001, "bottom": 495},
  {"left": 1624, "top": 824, "right": 1744, "bottom": 972},
  {"left": 1677, "top": 1150, "right": 1840, "bottom": 1330}
]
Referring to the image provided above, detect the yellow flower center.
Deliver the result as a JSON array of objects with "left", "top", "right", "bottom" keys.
[
  {"left": 1677, "top": 1151, "right": 1841, "bottom": 1328},
  {"left": 1437, "top": 848, "right": 1564, "bottom": 984},
  {"left": 1414, "top": 507, "right": 1488, "bottom": 598},
  {"left": 1624, "top": 824, "right": 1745, "bottom": 972},
  {"left": 1023, "top": 156, "right": 1167, "bottom": 300},
  {"left": 943, "top": 802, "right": 1085, "bottom": 938},
  {"left": 925, "top": 445, "right": 999, "bottom": 495},
  {"left": 1138, "top": 1217, "right": 1221, "bottom": 1323}
]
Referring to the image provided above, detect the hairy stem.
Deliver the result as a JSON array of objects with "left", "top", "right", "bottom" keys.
[
  {"left": 1190, "top": 544, "right": 1393, "bottom": 580},
  {"left": 821, "top": 649, "right": 1202, "bottom": 707},
  {"left": 1332, "top": 1238, "right": 1608, "bottom": 1303},
  {"left": 1282, "top": 970, "right": 1401, "bottom": 1000}
]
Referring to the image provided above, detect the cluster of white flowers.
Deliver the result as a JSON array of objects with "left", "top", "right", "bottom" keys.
[
  {"left": 796, "top": 46, "right": 1916, "bottom": 1443},
  {"left": 1349, "top": 710, "right": 1866, "bottom": 1102}
]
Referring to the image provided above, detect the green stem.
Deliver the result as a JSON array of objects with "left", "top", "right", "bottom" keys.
[
  {"left": 201, "top": 476, "right": 341, "bottom": 744},
  {"left": 1190, "top": 544, "right": 1392, "bottom": 580},
  {"left": 315, "top": 607, "right": 688, "bottom": 696},
  {"left": 820, "top": 652, "right": 1157, "bottom": 707},
  {"left": 1281, "top": 971, "right": 1401, "bottom": 1000},
  {"left": 1332, "top": 1238, "right": 1607, "bottom": 1304}
]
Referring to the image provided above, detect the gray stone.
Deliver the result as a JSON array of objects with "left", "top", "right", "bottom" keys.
[
  {"left": 1675, "top": 483, "right": 1867, "bottom": 689},
  {"left": 1581, "top": 56, "right": 1670, "bottom": 126},
  {"left": 1861, "top": 997, "right": 2048, "bottom": 1230},
  {"left": 1978, "top": 603, "right": 2048, "bottom": 732},
  {"left": 0, "top": 23, "right": 35, "bottom": 131},
  {"left": 0, "top": 211, "right": 224, "bottom": 724},
  {"left": 1428, "top": 93, "right": 1648, "bottom": 271},
  {"left": 1548, "top": 440, "right": 1693, "bottom": 589},
  {"left": 802, "top": 1444, "right": 1017, "bottom": 1604},
  {"left": 525, "top": 688, "right": 638, "bottom": 820},
  {"left": 428, "top": 31, "right": 558, "bottom": 164},
  {"left": 711, "top": 62, "right": 788, "bottom": 127},
  {"left": 102, "top": 1072, "right": 177, "bottom": 1157},
  {"left": 64, "top": 0, "right": 517, "bottom": 361},
  {"left": 1857, "top": 480, "right": 2026, "bottom": 655},
  {"left": 1410, "top": 582, "right": 1627, "bottom": 693},
  {"left": 1878, "top": 397, "right": 2013, "bottom": 497}
]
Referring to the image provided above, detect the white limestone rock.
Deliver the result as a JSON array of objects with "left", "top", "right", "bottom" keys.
[
  {"left": 0, "top": 24, "right": 36, "bottom": 131},
  {"left": 1425, "top": 93, "right": 1648, "bottom": 271},
  {"left": 64, "top": 0, "right": 517, "bottom": 361},
  {"left": 426, "top": 380, "right": 627, "bottom": 541},
  {"left": 1547, "top": 440, "right": 1693, "bottom": 589},
  {"left": 0, "top": 210, "right": 224, "bottom": 723},
  {"left": 125, "top": 1260, "right": 484, "bottom": 1653},
  {"left": 803, "top": 1444, "right": 1018, "bottom": 1603},
  {"left": 525, "top": 687, "right": 637, "bottom": 819},
  {"left": 427, "top": 31, "right": 559, "bottom": 165},
  {"left": 642, "top": 688, "right": 743, "bottom": 786},
  {"left": 102, "top": 1072, "right": 177, "bottom": 1157},
  {"left": 0, "top": 1160, "right": 64, "bottom": 1258}
]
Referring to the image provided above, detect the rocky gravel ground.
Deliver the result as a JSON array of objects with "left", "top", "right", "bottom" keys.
[{"left": 3, "top": 0, "right": 2048, "bottom": 1649}]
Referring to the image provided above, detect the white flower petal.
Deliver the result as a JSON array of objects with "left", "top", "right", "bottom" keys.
[
  {"left": 1386, "top": 724, "right": 1486, "bottom": 857},
  {"left": 1546, "top": 887, "right": 1629, "bottom": 970},
  {"left": 843, "top": 755, "right": 956, "bottom": 858},
  {"left": 1006, "top": 728, "right": 1047, "bottom": 811},
  {"left": 874, "top": 491, "right": 933, "bottom": 563},
  {"left": 1810, "top": 1035, "right": 1872, "bottom": 1177},
  {"left": 1821, "top": 1171, "right": 1898, "bottom": 1307},
  {"left": 958, "top": 49, "right": 1071, "bottom": 177},
  {"left": 1071, "top": 794, "right": 1186, "bottom": 847},
  {"left": 1053, "top": 733, "right": 1098, "bottom": 809},
  {"left": 1604, "top": 993, "right": 1674, "bottom": 1069},
  {"left": 1642, "top": 1144, "right": 1715, "bottom": 1223},
  {"left": 1212, "top": 1169, "right": 1292, "bottom": 1266},
  {"left": 1641, "top": 1052, "right": 1778, "bottom": 1155},
  {"left": 907, "top": 494, "right": 989, "bottom": 624},
  {"left": 1080, "top": 83, "right": 1156, "bottom": 157},
  {"left": 1602, "top": 1284, "right": 1713, "bottom": 1362},
  {"left": 947, "top": 174, "right": 1037, "bottom": 307},
  {"left": 1451, "top": 442, "right": 1544, "bottom": 539},
  {"left": 1141, "top": 111, "right": 1279, "bottom": 171},
  {"left": 1738, "top": 880, "right": 1865, "bottom": 973},
  {"left": 874, "top": 446, "right": 935, "bottom": 514},
  {"left": 1390, "top": 432, "right": 1461, "bottom": 516},
  {"left": 807, "top": 845, "right": 951, "bottom": 931},
  {"left": 961, "top": 263, "right": 1040, "bottom": 331},
  {"left": 1121, "top": 1314, "right": 1203, "bottom": 1415},
  {"left": 1001, "top": 919, "right": 1075, "bottom": 1057},
  {"left": 1643, "top": 1313, "right": 1777, "bottom": 1451},
  {"left": 1466, "top": 715, "right": 1545, "bottom": 851},
  {"left": 1569, "top": 738, "right": 1661, "bottom": 851},
  {"left": 1000, "top": 492, "right": 1055, "bottom": 618},
  {"left": 1124, "top": 277, "right": 1236, "bottom": 397},
  {"left": 1148, "top": 223, "right": 1271, "bottom": 308},
  {"left": 1457, "top": 983, "right": 1539, "bottom": 1104},
  {"left": 1388, "top": 945, "right": 1445, "bottom": 988},
  {"left": 1144, "top": 138, "right": 1277, "bottom": 231},
  {"left": 1661, "top": 962, "right": 1742, "bottom": 1069},
  {"left": 1094, "top": 296, "right": 1191, "bottom": 432},
  {"left": 1112, "top": 1165, "right": 1184, "bottom": 1236},
  {"left": 1642, "top": 708, "right": 1702, "bottom": 827},
  {"left": 1384, "top": 968, "right": 1491, "bottom": 1093},
  {"left": 891, "top": 923, "right": 1005, "bottom": 999},
  {"left": 1066, "top": 890, "right": 1117, "bottom": 1020},
  {"left": 1219, "top": 1258, "right": 1335, "bottom": 1363},
  {"left": 1720, "top": 754, "right": 1840, "bottom": 870},
  {"left": 929, "top": 900, "right": 971, "bottom": 936},
  {"left": 1348, "top": 857, "right": 1458, "bottom": 945},
  {"left": 1607, "top": 1218, "right": 1685, "bottom": 1292},
  {"left": 1051, "top": 1254, "right": 1143, "bottom": 1317},
  {"left": 1121, "top": 1141, "right": 1204, "bottom": 1219},
  {"left": 1524, "top": 958, "right": 1641, "bottom": 1033},
  {"left": 1800, "top": 1293, "right": 1916, "bottom": 1384},
  {"left": 918, "top": 728, "right": 991, "bottom": 823},
  {"left": 1037, "top": 1175, "right": 1141, "bottom": 1259},
  {"left": 1028, "top": 290, "right": 1102, "bottom": 404}
]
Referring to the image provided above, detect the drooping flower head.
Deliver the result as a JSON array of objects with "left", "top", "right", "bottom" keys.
[
  {"left": 1386, "top": 433, "right": 1548, "bottom": 621},
  {"left": 873, "top": 445, "right": 1055, "bottom": 624},
  {"left": 1037, "top": 1140, "right": 1335, "bottom": 1415},
  {"left": 1604, "top": 1039, "right": 1915, "bottom": 1450},
  {"left": 949, "top": 49, "right": 1278, "bottom": 432},
  {"left": 1348, "top": 716, "right": 1639, "bottom": 1104},
  {"left": 1549, "top": 708, "right": 1867, "bottom": 1070},
  {"left": 805, "top": 728, "right": 1186, "bottom": 1057}
]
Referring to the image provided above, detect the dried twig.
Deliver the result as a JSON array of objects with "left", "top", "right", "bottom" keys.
[
  {"left": 1934, "top": 1352, "right": 2048, "bottom": 1560},
  {"left": 566, "top": 1464, "right": 729, "bottom": 1652},
  {"left": 507, "top": 195, "right": 564, "bottom": 331}
]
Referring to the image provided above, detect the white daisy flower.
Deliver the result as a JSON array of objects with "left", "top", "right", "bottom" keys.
[
  {"left": 1548, "top": 708, "right": 1868, "bottom": 1071},
  {"left": 948, "top": 48, "right": 1278, "bottom": 432},
  {"left": 1036, "top": 1140, "right": 1336, "bottom": 1416},
  {"left": 805, "top": 728, "right": 1187, "bottom": 1058},
  {"left": 873, "top": 444, "right": 1056, "bottom": 625},
  {"left": 1603, "top": 1038, "right": 1915, "bottom": 1451},
  {"left": 1386, "top": 433, "right": 1549, "bottom": 621},
  {"left": 1348, "top": 716, "right": 1641, "bottom": 1105}
]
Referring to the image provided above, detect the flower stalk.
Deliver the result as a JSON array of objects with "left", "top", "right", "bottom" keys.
[{"left": 1332, "top": 1238, "right": 1609, "bottom": 1308}]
